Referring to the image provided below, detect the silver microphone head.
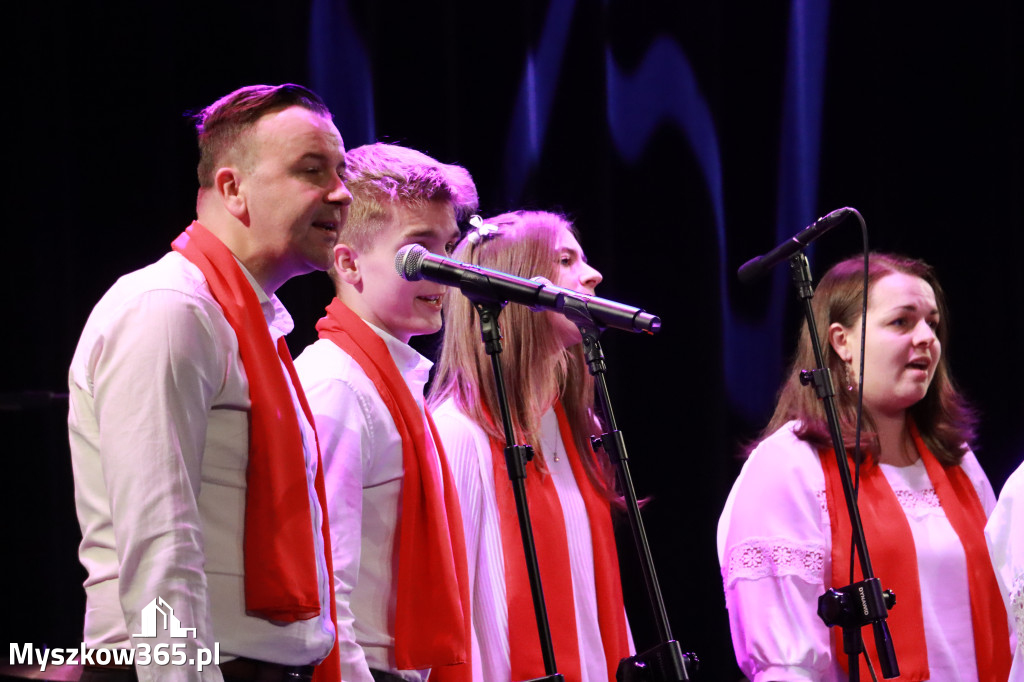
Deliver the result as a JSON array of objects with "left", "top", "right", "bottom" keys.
[{"left": 394, "top": 244, "right": 427, "bottom": 281}]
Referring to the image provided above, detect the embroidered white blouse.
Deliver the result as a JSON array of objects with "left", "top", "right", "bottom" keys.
[{"left": 717, "top": 422, "right": 996, "bottom": 682}]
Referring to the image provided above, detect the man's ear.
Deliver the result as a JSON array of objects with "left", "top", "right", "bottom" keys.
[
  {"left": 829, "top": 322, "right": 855, "bottom": 363},
  {"left": 214, "top": 166, "right": 249, "bottom": 224},
  {"left": 333, "top": 243, "right": 361, "bottom": 286}
]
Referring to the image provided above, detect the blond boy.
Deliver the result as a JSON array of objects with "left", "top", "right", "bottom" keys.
[{"left": 294, "top": 143, "right": 478, "bottom": 682}]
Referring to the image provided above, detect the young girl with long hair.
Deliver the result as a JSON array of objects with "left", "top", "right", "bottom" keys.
[{"left": 429, "top": 210, "right": 632, "bottom": 682}]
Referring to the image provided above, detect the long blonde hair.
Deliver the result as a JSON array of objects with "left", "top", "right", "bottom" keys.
[{"left": 428, "top": 210, "right": 618, "bottom": 500}]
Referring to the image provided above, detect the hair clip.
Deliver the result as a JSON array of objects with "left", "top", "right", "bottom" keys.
[{"left": 465, "top": 215, "right": 501, "bottom": 245}]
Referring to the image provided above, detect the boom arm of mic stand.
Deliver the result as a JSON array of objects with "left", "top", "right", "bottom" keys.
[
  {"left": 568, "top": 310, "right": 697, "bottom": 682},
  {"left": 789, "top": 254, "right": 899, "bottom": 680}
]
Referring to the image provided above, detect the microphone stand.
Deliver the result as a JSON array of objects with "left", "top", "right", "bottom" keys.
[
  {"left": 787, "top": 254, "right": 899, "bottom": 680},
  {"left": 471, "top": 298, "right": 564, "bottom": 682},
  {"left": 561, "top": 302, "right": 698, "bottom": 682}
]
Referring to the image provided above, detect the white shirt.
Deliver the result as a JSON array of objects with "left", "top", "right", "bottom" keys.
[
  {"left": 68, "top": 251, "right": 336, "bottom": 682},
  {"left": 717, "top": 422, "right": 997, "bottom": 682},
  {"left": 293, "top": 326, "right": 437, "bottom": 682},
  {"left": 432, "top": 400, "right": 631, "bottom": 682},
  {"left": 986, "top": 460, "right": 1024, "bottom": 682}
]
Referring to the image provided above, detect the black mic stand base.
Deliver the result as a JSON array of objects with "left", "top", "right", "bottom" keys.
[
  {"left": 616, "top": 641, "right": 698, "bottom": 682},
  {"left": 818, "top": 579, "right": 899, "bottom": 681}
]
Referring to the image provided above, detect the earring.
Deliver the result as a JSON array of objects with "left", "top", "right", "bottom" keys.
[{"left": 842, "top": 363, "right": 855, "bottom": 392}]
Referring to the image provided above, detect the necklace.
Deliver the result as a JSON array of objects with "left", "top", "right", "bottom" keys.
[
  {"left": 901, "top": 433, "right": 921, "bottom": 466},
  {"left": 541, "top": 412, "right": 561, "bottom": 462},
  {"left": 882, "top": 431, "right": 920, "bottom": 467},
  {"left": 543, "top": 431, "right": 561, "bottom": 462}
]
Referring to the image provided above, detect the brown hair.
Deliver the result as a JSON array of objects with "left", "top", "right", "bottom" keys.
[
  {"left": 427, "top": 210, "right": 618, "bottom": 500},
  {"left": 193, "top": 83, "right": 330, "bottom": 188},
  {"left": 762, "top": 252, "right": 976, "bottom": 465},
  {"left": 340, "top": 142, "right": 478, "bottom": 251}
]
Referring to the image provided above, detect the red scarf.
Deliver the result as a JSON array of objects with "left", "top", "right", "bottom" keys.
[
  {"left": 820, "top": 422, "right": 1010, "bottom": 682},
  {"left": 492, "top": 402, "right": 630, "bottom": 682},
  {"left": 315, "top": 298, "right": 470, "bottom": 678},
  {"left": 171, "top": 222, "right": 340, "bottom": 682}
]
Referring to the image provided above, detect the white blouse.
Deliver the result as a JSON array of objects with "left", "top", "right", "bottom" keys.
[
  {"left": 717, "top": 422, "right": 996, "bottom": 682},
  {"left": 985, "top": 460, "right": 1024, "bottom": 682},
  {"left": 432, "top": 400, "right": 632, "bottom": 682}
]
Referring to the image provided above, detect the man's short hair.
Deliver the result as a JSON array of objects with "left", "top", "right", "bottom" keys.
[
  {"left": 341, "top": 143, "right": 479, "bottom": 250},
  {"left": 194, "top": 84, "right": 330, "bottom": 188}
]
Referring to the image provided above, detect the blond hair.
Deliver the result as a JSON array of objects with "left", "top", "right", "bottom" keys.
[
  {"left": 428, "top": 210, "right": 618, "bottom": 500},
  {"left": 340, "top": 142, "right": 478, "bottom": 250}
]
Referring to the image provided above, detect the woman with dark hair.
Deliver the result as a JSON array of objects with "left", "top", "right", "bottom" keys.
[
  {"left": 428, "top": 210, "right": 632, "bottom": 682},
  {"left": 717, "top": 253, "right": 1011, "bottom": 681}
]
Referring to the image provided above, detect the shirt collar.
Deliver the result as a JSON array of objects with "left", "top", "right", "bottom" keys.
[
  {"left": 363, "top": 320, "right": 433, "bottom": 385},
  {"left": 234, "top": 257, "right": 294, "bottom": 335}
]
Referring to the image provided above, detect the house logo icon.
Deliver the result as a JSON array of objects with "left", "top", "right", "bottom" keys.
[{"left": 132, "top": 597, "right": 197, "bottom": 639}]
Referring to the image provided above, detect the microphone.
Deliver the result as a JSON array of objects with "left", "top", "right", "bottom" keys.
[
  {"left": 394, "top": 244, "right": 661, "bottom": 334},
  {"left": 531, "top": 277, "right": 662, "bottom": 335},
  {"left": 737, "top": 207, "right": 854, "bottom": 283}
]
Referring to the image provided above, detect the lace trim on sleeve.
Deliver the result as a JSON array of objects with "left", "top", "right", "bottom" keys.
[
  {"left": 1011, "top": 572, "right": 1024, "bottom": 645},
  {"left": 724, "top": 537, "right": 826, "bottom": 587}
]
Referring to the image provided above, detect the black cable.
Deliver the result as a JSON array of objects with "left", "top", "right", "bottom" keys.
[{"left": 850, "top": 214, "right": 869, "bottom": 584}]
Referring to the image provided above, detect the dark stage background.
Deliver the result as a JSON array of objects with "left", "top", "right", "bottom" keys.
[{"left": 3, "top": 2, "right": 1022, "bottom": 679}]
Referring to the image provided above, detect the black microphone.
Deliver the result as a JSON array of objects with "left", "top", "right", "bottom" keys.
[
  {"left": 530, "top": 277, "right": 662, "bottom": 334},
  {"left": 394, "top": 244, "right": 661, "bottom": 334},
  {"left": 737, "top": 207, "right": 854, "bottom": 283}
]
